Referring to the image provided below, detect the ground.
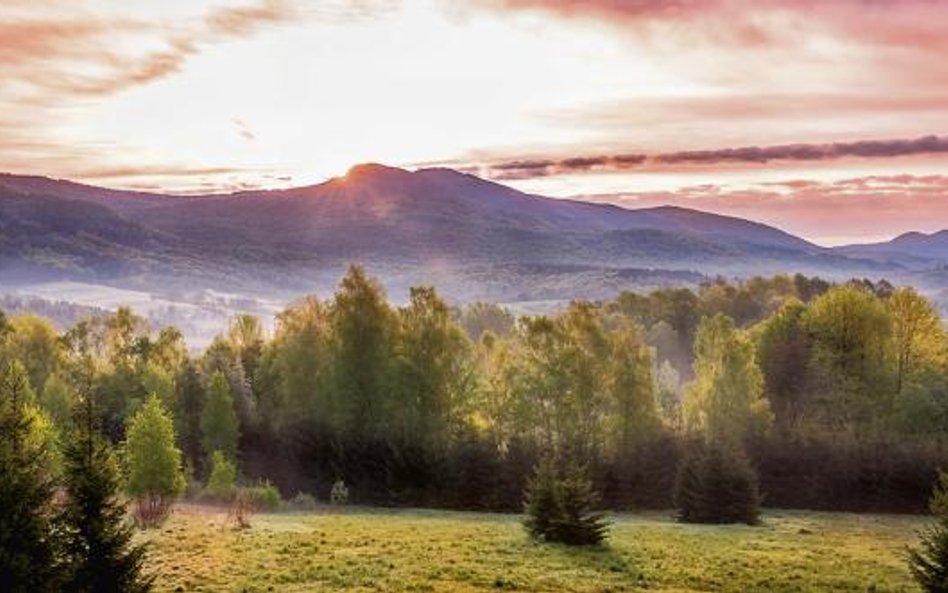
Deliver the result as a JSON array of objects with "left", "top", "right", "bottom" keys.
[{"left": 146, "top": 505, "right": 927, "bottom": 592}]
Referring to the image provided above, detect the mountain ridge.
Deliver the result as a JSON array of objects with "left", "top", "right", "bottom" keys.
[{"left": 0, "top": 164, "right": 928, "bottom": 304}]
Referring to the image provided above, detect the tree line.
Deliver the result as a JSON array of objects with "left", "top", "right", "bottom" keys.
[{"left": 2, "top": 267, "right": 947, "bottom": 522}]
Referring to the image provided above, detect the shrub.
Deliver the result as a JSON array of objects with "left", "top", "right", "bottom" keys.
[
  {"left": 674, "top": 442, "right": 761, "bottom": 525},
  {"left": 227, "top": 489, "right": 255, "bottom": 530},
  {"left": 330, "top": 479, "right": 349, "bottom": 505},
  {"left": 908, "top": 470, "right": 948, "bottom": 592},
  {"left": 523, "top": 457, "right": 609, "bottom": 546},
  {"left": 287, "top": 491, "right": 318, "bottom": 512},
  {"left": 204, "top": 451, "right": 237, "bottom": 502},
  {"left": 240, "top": 480, "right": 282, "bottom": 512}
]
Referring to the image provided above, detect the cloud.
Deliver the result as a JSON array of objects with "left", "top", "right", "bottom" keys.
[
  {"left": 576, "top": 174, "right": 948, "bottom": 245},
  {"left": 233, "top": 118, "right": 258, "bottom": 142},
  {"left": 655, "top": 135, "right": 948, "bottom": 165},
  {"left": 206, "top": 0, "right": 295, "bottom": 36},
  {"left": 0, "top": 1, "right": 307, "bottom": 185},
  {"left": 485, "top": 153, "right": 647, "bottom": 179},
  {"left": 76, "top": 165, "right": 249, "bottom": 181},
  {"left": 471, "top": 135, "right": 948, "bottom": 181},
  {"left": 473, "top": 0, "right": 718, "bottom": 22},
  {"left": 0, "top": 2, "right": 300, "bottom": 99}
]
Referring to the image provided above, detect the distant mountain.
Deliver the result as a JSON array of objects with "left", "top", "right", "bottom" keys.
[
  {"left": 835, "top": 230, "right": 948, "bottom": 269},
  {"left": 0, "top": 164, "right": 909, "bottom": 302}
]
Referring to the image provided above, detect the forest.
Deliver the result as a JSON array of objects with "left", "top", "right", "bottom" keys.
[{"left": 2, "top": 267, "right": 947, "bottom": 517}]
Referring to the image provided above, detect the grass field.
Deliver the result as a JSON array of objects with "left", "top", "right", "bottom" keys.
[{"left": 146, "top": 506, "right": 928, "bottom": 592}]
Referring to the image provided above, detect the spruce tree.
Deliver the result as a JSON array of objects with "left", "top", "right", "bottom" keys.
[
  {"left": 674, "top": 441, "right": 760, "bottom": 525},
  {"left": 523, "top": 456, "right": 561, "bottom": 542},
  {"left": 0, "top": 361, "right": 62, "bottom": 592},
  {"left": 60, "top": 390, "right": 152, "bottom": 592},
  {"left": 909, "top": 471, "right": 948, "bottom": 592},
  {"left": 523, "top": 456, "right": 609, "bottom": 546},
  {"left": 554, "top": 461, "right": 609, "bottom": 545}
]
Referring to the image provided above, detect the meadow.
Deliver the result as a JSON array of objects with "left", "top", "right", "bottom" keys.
[{"left": 146, "top": 506, "right": 927, "bottom": 593}]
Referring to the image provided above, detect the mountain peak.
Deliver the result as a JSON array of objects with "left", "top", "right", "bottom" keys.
[{"left": 344, "top": 163, "right": 409, "bottom": 180}]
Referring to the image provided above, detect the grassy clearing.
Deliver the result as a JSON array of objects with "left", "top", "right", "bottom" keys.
[{"left": 145, "top": 506, "right": 927, "bottom": 592}]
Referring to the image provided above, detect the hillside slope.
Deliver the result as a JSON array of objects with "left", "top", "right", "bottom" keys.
[{"left": 0, "top": 164, "right": 901, "bottom": 300}]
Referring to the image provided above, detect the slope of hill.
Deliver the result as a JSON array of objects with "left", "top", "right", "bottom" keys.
[
  {"left": 837, "top": 231, "right": 948, "bottom": 268},
  {"left": 0, "top": 164, "right": 906, "bottom": 302}
]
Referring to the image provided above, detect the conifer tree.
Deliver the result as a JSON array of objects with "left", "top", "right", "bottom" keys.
[
  {"left": 909, "top": 471, "right": 948, "bottom": 592},
  {"left": 60, "top": 388, "right": 152, "bottom": 592},
  {"left": 0, "top": 361, "right": 62, "bottom": 592},
  {"left": 523, "top": 456, "right": 609, "bottom": 546},
  {"left": 555, "top": 461, "right": 610, "bottom": 545},
  {"left": 674, "top": 441, "right": 760, "bottom": 525},
  {"left": 523, "top": 456, "right": 561, "bottom": 542}
]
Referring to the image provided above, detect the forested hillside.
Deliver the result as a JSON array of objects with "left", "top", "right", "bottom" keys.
[
  {"left": 2, "top": 268, "right": 946, "bottom": 513},
  {"left": 1, "top": 167, "right": 924, "bottom": 305}
]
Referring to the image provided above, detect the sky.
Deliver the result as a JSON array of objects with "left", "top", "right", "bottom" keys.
[{"left": 3, "top": 0, "right": 948, "bottom": 246}]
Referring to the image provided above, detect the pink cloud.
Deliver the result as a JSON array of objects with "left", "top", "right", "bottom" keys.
[{"left": 577, "top": 175, "right": 948, "bottom": 245}]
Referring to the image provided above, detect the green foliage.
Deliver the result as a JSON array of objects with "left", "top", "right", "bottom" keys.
[
  {"left": 755, "top": 299, "right": 811, "bottom": 431},
  {"left": 523, "top": 457, "right": 609, "bottom": 546},
  {"left": 459, "top": 302, "right": 515, "bottom": 341},
  {"left": 607, "top": 321, "right": 659, "bottom": 452},
  {"left": 395, "top": 286, "right": 474, "bottom": 446},
  {"left": 674, "top": 442, "right": 761, "bottom": 525},
  {"left": 200, "top": 371, "right": 239, "bottom": 461},
  {"left": 5, "top": 270, "right": 948, "bottom": 518},
  {"left": 0, "top": 361, "right": 62, "bottom": 592},
  {"left": 3, "top": 315, "right": 63, "bottom": 395},
  {"left": 60, "top": 414, "right": 152, "bottom": 593},
  {"left": 684, "top": 314, "right": 772, "bottom": 446},
  {"left": 523, "top": 457, "right": 562, "bottom": 542},
  {"left": 329, "top": 265, "right": 399, "bottom": 436},
  {"left": 227, "top": 314, "right": 264, "bottom": 391},
  {"left": 174, "top": 361, "right": 205, "bottom": 474},
  {"left": 124, "top": 394, "right": 185, "bottom": 527},
  {"left": 204, "top": 450, "right": 237, "bottom": 501},
  {"left": 266, "top": 295, "right": 330, "bottom": 427},
  {"left": 496, "top": 302, "right": 657, "bottom": 462},
  {"left": 40, "top": 372, "right": 75, "bottom": 429},
  {"left": 803, "top": 286, "right": 894, "bottom": 429},
  {"left": 240, "top": 480, "right": 282, "bottom": 512},
  {"left": 908, "top": 471, "right": 948, "bottom": 592}
]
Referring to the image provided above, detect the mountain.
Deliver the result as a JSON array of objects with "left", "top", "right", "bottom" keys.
[
  {"left": 836, "top": 231, "right": 948, "bottom": 269},
  {"left": 0, "top": 164, "right": 906, "bottom": 304}
]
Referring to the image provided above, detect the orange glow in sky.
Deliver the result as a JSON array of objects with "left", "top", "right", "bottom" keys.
[{"left": 2, "top": 0, "right": 948, "bottom": 245}]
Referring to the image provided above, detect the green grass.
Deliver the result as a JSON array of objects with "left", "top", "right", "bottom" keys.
[{"left": 145, "top": 506, "right": 928, "bottom": 592}]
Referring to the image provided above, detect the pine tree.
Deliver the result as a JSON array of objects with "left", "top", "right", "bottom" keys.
[
  {"left": 673, "top": 444, "right": 707, "bottom": 523},
  {"left": 523, "top": 456, "right": 561, "bottom": 542},
  {"left": 0, "top": 361, "right": 62, "bottom": 592},
  {"left": 554, "top": 461, "right": 610, "bottom": 545},
  {"left": 60, "top": 391, "right": 152, "bottom": 592},
  {"left": 523, "top": 456, "right": 609, "bottom": 546},
  {"left": 909, "top": 471, "right": 948, "bottom": 592},
  {"left": 674, "top": 441, "right": 760, "bottom": 525}
]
